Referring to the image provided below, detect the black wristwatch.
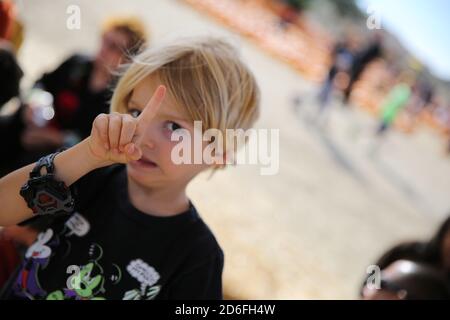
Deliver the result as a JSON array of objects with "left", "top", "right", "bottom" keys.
[{"left": 20, "top": 151, "right": 75, "bottom": 216}]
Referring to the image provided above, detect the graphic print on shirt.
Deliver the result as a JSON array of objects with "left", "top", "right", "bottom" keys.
[
  {"left": 122, "top": 259, "right": 161, "bottom": 300},
  {"left": 64, "top": 212, "right": 91, "bottom": 237},
  {"left": 13, "top": 210, "right": 90, "bottom": 299},
  {"left": 46, "top": 262, "right": 106, "bottom": 300},
  {"left": 12, "top": 229, "right": 58, "bottom": 299},
  {"left": 11, "top": 212, "right": 163, "bottom": 300},
  {"left": 46, "top": 243, "right": 121, "bottom": 300}
]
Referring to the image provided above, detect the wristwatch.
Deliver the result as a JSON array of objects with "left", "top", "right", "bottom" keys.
[{"left": 20, "top": 151, "right": 75, "bottom": 216}]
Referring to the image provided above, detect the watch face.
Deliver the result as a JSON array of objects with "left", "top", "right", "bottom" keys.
[
  {"left": 20, "top": 175, "right": 73, "bottom": 216},
  {"left": 35, "top": 190, "right": 58, "bottom": 214}
]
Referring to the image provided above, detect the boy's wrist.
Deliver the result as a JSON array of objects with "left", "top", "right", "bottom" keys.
[
  {"left": 51, "top": 138, "right": 109, "bottom": 188},
  {"left": 80, "top": 137, "right": 111, "bottom": 170}
]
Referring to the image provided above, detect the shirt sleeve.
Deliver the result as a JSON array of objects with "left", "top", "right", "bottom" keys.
[
  {"left": 72, "top": 164, "right": 122, "bottom": 211},
  {"left": 166, "top": 248, "right": 224, "bottom": 300}
]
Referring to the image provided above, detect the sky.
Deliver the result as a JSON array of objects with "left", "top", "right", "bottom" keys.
[{"left": 357, "top": 0, "right": 450, "bottom": 81}]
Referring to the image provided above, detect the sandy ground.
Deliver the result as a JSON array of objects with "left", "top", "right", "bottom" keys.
[{"left": 13, "top": 0, "right": 450, "bottom": 299}]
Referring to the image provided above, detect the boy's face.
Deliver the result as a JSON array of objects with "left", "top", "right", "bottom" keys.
[{"left": 125, "top": 75, "right": 214, "bottom": 189}]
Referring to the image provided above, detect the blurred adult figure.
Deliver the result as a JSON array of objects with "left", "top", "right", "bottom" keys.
[
  {"left": 316, "top": 38, "right": 355, "bottom": 121},
  {"left": 0, "top": 16, "right": 148, "bottom": 175},
  {"left": 343, "top": 32, "right": 383, "bottom": 105},
  {"left": 375, "top": 71, "right": 414, "bottom": 136},
  {"left": 0, "top": 41, "right": 22, "bottom": 109}
]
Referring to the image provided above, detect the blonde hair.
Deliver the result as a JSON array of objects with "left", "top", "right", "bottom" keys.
[{"left": 111, "top": 37, "right": 260, "bottom": 166}]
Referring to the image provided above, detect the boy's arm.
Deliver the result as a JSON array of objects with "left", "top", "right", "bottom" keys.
[
  {"left": 0, "top": 85, "right": 166, "bottom": 227},
  {"left": 0, "top": 138, "right": 101, "bottom": 226}
]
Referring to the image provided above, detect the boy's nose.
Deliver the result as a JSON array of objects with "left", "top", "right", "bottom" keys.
[
  {"left": 144, "top": 140, "right": 156, "bottom": 149},
  {"left": 140, "top": 126, "right": 157, "bottom": 150}
]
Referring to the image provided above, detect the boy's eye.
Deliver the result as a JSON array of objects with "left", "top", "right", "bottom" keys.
[
  {"left": 127, "top": 108, "right": 141, "bottom": 118},
  {"left": 164, "top": 121, "right": 183, "bottom": 132}
]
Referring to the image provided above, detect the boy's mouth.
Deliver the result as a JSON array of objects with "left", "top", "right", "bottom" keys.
[{"left": 133, "top": 156, "right": 158, "bottom": 169}]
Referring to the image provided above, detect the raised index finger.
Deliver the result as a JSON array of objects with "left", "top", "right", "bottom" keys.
[{"left": 137, "top": 85, "right": 166, "bottom": 126}]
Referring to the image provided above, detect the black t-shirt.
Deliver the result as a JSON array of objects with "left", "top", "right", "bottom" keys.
[{"left": 2, "top": 165, "right": 224, "bottom": 300}]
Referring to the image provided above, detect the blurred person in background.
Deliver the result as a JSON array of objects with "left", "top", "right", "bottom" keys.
[
  {"left": 376, "top": 215, "right": 450, "bottom": 274},
  {"left": 415, "top": 78, "right": 434, "bottom": 112},
  {"left": 1, "top": 15, "right": 148, "bottom": 175},
  {"left": 0, "top": 0, "right": 25, "bottom": 177},
  {"left": 367, "top": 71, "right": 415, "bottom": 155},
  {"left": 0, "top": 41, "right": 22, "bottom": 110},
  {"left": 343, "top": 32, "right": 383, "bottom": 105},
  {"left": 375, "top": 71, "right": 414, "bottom": 136},
  {"left": 0, "top": 42, "right": 24, "bottom": 178},
  {"left": 362, "top": 260, "right": 450, "bottom": 300},
  {"left": 360, "top": 216, "right": 450, "bottom": 297},
  {"left": 315, "top": 37, "right": 355, "bottom": 125},
  {"left": 424, "top": 216, "right": 450, "bottom": 276}
]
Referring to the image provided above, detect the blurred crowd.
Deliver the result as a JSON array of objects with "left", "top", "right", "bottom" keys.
[{"left": 275, "top": 0, "right": 450, "bottom": 152}]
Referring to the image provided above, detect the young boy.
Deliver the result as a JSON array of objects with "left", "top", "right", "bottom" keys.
[{"left": 0, "top": 37, "right": 260, "bottom": 300}]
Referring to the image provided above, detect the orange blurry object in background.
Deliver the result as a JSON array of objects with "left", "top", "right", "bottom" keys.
[{"left": 0, "top": 0, "right": 15, "bottom": 40}]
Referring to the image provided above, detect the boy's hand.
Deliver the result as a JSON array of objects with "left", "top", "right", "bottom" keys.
[{"left": 86, "top": 85, "right": 166, "bottom": 167}]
